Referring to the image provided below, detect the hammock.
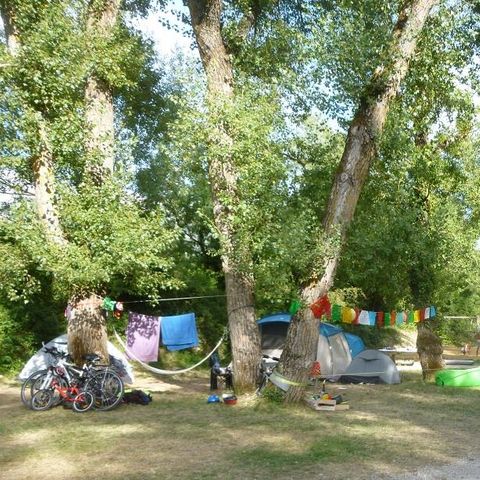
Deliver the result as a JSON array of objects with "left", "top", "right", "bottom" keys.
[{"left": 114, "top": 328, "right": 225, "bottom": 375}]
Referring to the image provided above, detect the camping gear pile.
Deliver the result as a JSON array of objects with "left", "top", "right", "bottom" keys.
[
  {"left": 305, "top": 392, "right": 350, "bottom": 411},
  {"left": 207, "top": 393, "right": 237, "bottom": 405},
  {"left": 123, "top": 389, "right": 153, "bottom": 405},
  {"left": 19, "top": 334, "right": 134, "bottom": 385},
  {"left": 21, "top": 346, "right": 125, "bottom": 412}
]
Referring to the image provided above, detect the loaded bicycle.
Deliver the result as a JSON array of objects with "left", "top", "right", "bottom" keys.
[{"left": 21, "top": 346, "right": 124, "bottom": 412}]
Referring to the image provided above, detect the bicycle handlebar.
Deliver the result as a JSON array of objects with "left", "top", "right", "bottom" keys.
[{"left": 43, "top": 346, "right": 69, "bottom": 359}]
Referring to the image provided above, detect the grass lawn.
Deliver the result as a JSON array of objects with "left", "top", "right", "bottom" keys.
[{"left": 1, "top": 364, "right": 480, "bottom": 480}]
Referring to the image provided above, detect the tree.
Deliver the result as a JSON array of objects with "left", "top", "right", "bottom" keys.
[
  {"left": 0, "top": 0, "right": 66, "bottom": 245},
  {"left": 0, "top": 0, "right": 180, "bottom": 366},
  {"left": 186, "top": 0, "right": 262, "bottom": 390},
  {"left": 279, "top": 0, "right": 439, "bottom": 402},
  {"left": 84, "top": 0, "right": 120, "bottom": 180}
]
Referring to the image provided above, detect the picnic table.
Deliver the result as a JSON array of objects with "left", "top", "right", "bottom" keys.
[{"left": 378, "top": 347, "right": 417, "bottom": 363}]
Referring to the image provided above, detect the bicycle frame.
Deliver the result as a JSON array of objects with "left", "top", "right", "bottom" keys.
[{"left": 37, "top": 352, "right": 97, "bottom": 397}]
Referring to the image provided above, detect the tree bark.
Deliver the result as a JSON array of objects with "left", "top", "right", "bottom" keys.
[
  {"left": 0, "top": 1, "right": 65, "bottom": 245},
  {"left": 67, "top": 294, "right": 109, "bottom": 365},
  {"left": 0, "top": 0, "right": 19, "bottom": 55},
  {"left": 84, "top": 0, "right": 120, "bottom": 181},
  {"left": 187, "top": 0, "right": 261, "bottom": 391},
  {"left": 280, "top": 0, "right": 439, "bottom": 403},
  {"left": 31, "top": 113, "right": 66, "bottom": 245},
  {"left": 416, "top": 320, "right": 444, "bottom": 381}
]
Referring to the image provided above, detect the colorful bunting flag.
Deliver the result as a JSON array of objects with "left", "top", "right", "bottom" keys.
[
  {"left": 358, "top": 310, "right": 370, "bottom": 326},
  {"left": 331, "top": 304, "right": 342, "bottom": 323},
  {"left": 310, "top": 295, "right": 331, "bottom": 319},
  {"left": 342, "top": 307, "right": 356, "bottom": 324},
  {"left": 324, "top": 303, "right": 436, "bottom": 328}
]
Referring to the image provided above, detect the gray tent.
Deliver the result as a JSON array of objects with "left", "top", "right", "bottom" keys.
[
  {"left": 339, "top": 349, "right": 400, "bottom": 384},
  {"left": 258, "top": 314, "right": 365, "bottom": 378}
]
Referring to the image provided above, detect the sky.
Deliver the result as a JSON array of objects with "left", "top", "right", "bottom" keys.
[
  {"left": 0, "top": 6, "right": 194, "bottom": 205},
  {"left": 128, "top": 4, "right": 195, "bottom": 60}
]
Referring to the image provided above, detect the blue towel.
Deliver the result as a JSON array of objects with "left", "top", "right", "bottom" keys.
[{"left": 160, "top": 313, "right": 199, "bottom": 351}]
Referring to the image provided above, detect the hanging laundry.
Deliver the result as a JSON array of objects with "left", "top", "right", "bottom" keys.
[
  {"left": 126, "top": 312, "right": 161, "bottom": 362},
  {"left": 160, "top": 312, "right": 199, "bottom": 351}
]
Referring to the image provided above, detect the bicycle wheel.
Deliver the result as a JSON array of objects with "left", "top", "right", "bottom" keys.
[
  {"left": 72, "top": 391, "right": 94, "bottom": 413},
  {"left": 31, "top": 389, "right": 54, "bottom": 411},
  {"left": 23, "top": 371, "right": 67, "bottom": 409},
  {"left": 20, "top": 369, "right": 48, "bottom": 408},
  {"left": 87, "top": 369, "right": 124, "bottom": 411}
]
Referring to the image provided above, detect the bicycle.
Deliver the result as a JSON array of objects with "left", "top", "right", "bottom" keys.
[
  {"left": 30, "top": 382, "right": 94, "bottom": 413},
  {"left": 21, "top": 346, "right": 124, "bottom": 412},
  {"left": 23, "top": 347, "right": 97, "bottom": 412}
]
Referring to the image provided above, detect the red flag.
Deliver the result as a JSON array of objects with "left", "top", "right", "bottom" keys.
[
  {"left": 310, "top": 295, "right": 331, "bottom": 319},
  {"left": 377, "top": 311, "right": 385, "bottom": 328}
]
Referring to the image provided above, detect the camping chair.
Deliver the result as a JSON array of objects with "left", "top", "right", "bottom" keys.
[
  {"left": 256, "top": 355, "right": 290, "bottom": 394},
  {"left": 209, "top": 353, "right": 233, "bottom": 391}
]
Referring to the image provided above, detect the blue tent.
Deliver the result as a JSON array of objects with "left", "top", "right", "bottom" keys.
[
  {"left": 344, "top": 332, "right": 366, "bottom": 358},
  {"left": 257, "top": 313, "right": 291, "bottom": 325},
  {"left": 258, "top": 313, "right": 365, "bottom": 358}
]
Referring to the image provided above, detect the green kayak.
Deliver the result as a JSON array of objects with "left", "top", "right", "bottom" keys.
[{"left": 435, "top": 367, "right": 480, "bottom": 387}]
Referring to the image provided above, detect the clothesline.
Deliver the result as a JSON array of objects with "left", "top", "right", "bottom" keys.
[{"left": 120, "top": 294, "right": 227, "bottom": 304}]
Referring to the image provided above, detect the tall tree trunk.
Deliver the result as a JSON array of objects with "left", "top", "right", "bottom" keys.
[
  {"left": 1, "top": 1, "right": 112, "bottom": 364},
  {"left": 279, "top": 0, "right": 439, "bottom": 403},
  {"left": 187, "top": 0, "right": 261, "bottom": 391},
  {"left": 31, "top": 112, "right": 66, "bottom": 245},
  {"left": 416, "top": 320, "right": 444, "bottom": 381},
  {"left": 67, "top": 294, "right": 109, "bottom": 364},
  {"left": 67, "top": 0, "right": 122, "bottom": 364},
  {"left": 84, "top": 0, "right": 120, "bottom": 181},
  {"left": 0, "top": 0, "right": 19, "bottom": 55},
  {"left": 0, "top": 2, "right": 65, "bottom": 245}
]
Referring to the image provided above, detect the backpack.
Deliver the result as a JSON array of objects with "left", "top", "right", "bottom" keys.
[{"left": 123, "top": 389, "right": 152, "bottom": 405}]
